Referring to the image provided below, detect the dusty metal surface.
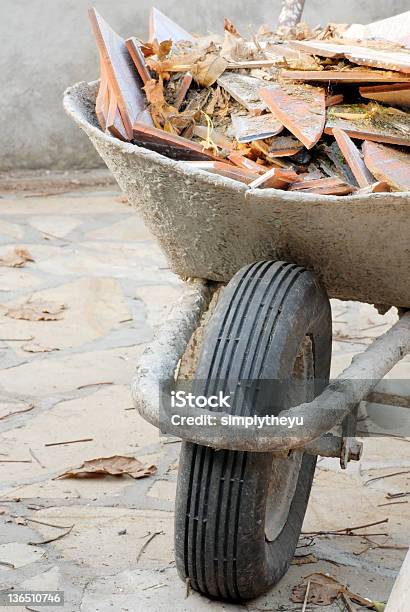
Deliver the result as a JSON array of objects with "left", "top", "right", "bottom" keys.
[{"left": 64, "top": 80, "right": 410, "bottom": 308}]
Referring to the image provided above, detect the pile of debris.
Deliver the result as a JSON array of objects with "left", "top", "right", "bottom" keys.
[{"left": 89, "top": 7, "right": 410, "bottom": 195}]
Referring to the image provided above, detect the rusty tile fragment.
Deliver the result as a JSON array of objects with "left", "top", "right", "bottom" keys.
[
  {"left": 95, "top": 64, "right": 109, "bottom": 130},
  {"left": 363, "top": 141, "right": 410, "bottom": 191},
  {"left": 289, "top": 40, "right": 410, "bottom": 74},
  {"left": 149, "top": 7, "right": 194, "bottom": 43},
  {"left": 228, "top": 151, "right": 267, "bottom": 174},
  {"left": 325, "top": 104, "right": 410, "bottom": 147},
  {"left": 88, "top": 9, "right": 147, "bottom": 140},
  {"left": 248, "top": 167, "right": 298, "bottom": 189},
  {"left": 326, "top": 94, "right": 344, "bottom": 107},
  {"left": 217, "top": 73, "right": 267, "bottom": 115},
  {"left": 174, "top": 74, "right": 193, "bottom": 110},
  {"left": 125, "top": 37, "right": 152, "bottom": 84},
  {"left": 355, "top": 181, "right": 391, "bottom": 195},
  {"left": 133, "top": 123, "right": 221, "bottom": 161},
  {"left": 185, "top": 161, "right": 258, "bottom": 184},
  {"left": 268, "top": 135, "right": 304, "bottom": 157},
  {"left": 281, "top": 70, "right": 410, "bottom": 83},
  {"left": 289, "top": 176, "right": 354, "bottom": 195},
  {"left": 105, "top": 94, "right": 128, "bottom": 142},
  {"left": 231, "top": 113, "right": 283, "bottom": 143},
  {"left": 332, "top": 128, "right": 374, "bottom": 187},
  {"left": 360, "top": 84, "right": 410, "bottom": 108},
  {"left": 259, "top": 82, "right": 326, "bottom": 149}
]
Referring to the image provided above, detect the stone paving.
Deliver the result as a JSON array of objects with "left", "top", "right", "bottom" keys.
[{"left": 0, "top": 186, "right": 409, "bottom": 611}]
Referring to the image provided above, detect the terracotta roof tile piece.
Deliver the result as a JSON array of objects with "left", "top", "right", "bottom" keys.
[
  {"left": 95, "top": 63, "right": 109, "bottom": 130},
  {"left": 359, "top": 84, "right": 410, "bottom": 108},
  {"left": 325, "top": 104, "right": 410, "bottom": 147},
  {"left": 332, "top": 128, "right": 375, "bottom": 187},
  {"left": 259, "top": 82, "right": 326, "bottom": 149},
  {"left": 281, "top": 70, "right": 410, "bottom": 83},
  {"left": 289, "top": 40, "right": 410, "bottom": 74},
  {"left": 148, "top": 7, "right": 194, "bottom": 43},
  {"left": 88, "top": 9, "right": 147, "bottom": 140},
  {"left": 362, "top": 141, "right": 410, "bottom": 191},
  {"left": 105, "top": 92, "right": 128, "bottom": 142},
  {"left": 125, "top": 38, "right": 152, "bottom": 85},
  {"left": 185, "top": 161, "right": 258, "bottom": 184},
  {"left": 289, "top": 176, "right": 355, "bottom": 195},
  {"left": 132, "top": 123, "right": 221, "bottom": 162},
  {"left": 231, "top": 113, "right": 283, "bottom": 143},
  {"left": 217, "top": 73, "right": 267, "bottom": 115}
]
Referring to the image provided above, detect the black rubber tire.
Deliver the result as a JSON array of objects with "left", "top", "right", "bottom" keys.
[{"left": 174, "top": 261, "right": 332, "bottom": 601}]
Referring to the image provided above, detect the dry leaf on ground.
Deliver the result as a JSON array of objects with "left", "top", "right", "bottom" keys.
[
  {"left": 0, "top": 248, "right": 34, "bottom": 268},
  {"left": 292, "top": 572, "right": 374, "bottom": 608},
  {"left": 6, "top": 300, "right": 66, "bottom": 321},
  {"left": 56, "top": 456, "right": 157, "bottom": 480}
]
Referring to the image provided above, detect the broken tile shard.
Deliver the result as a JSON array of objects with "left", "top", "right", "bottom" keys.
[
  {"left": 248, "top": 167, "right": 298, "bottom": 189},
  {"left": 259, "top": 82, "right": 326, "bottom": 149},
  {"left": 231, "top": 113, "right": 283, "bottom": 143},
  {"left": 289, "top": 176, "right": 354, "bottom": 195},
  {"left": 133, "top": 123, "right": 221, "bottom": 161},
  {"left": 174, "top": 74, "right": 193, "bottom": 110},
  {"left": 360, "top": 84, "right": 410, "bottom": 108},
  {"left": 105, "top": 94, "right": 128, "bottom": 142},
  {"left": 228, "top": 151, "right": 267, "bottom": 174},
  {"left": 325, "top": 103, "right": 410, "bottom": 147},
  {"left": 363, "top": 141, "right": 410, "bottom": 191},
  {"left": 95, "top": 64, "right": 109, "bottom": 130},
  {"left": 289, "top": 40, "right": 410, "bottom": 74},
  {"left": 217, "top": 73, "right": 267, "bottom": 115},
  {"left": 268, "top": 135, "right": 304, "bottom": 157},
  {"left": 332, "top": 128, "right": 374, "bottom": 187},
  {"left": 185, "top": 161, "right": 258, "bottom": 184},
  {"left": 125, "top": 38, "right": 152, "bottom": 84},
  {"left": 281, "top": 69, "right": 410, "bottom": 83},
  {"left": 149, "top": 7, "right": 194, "bottom": 43},
  {"left": 88, "top": 9, "right": 147, "bottom": 140}
]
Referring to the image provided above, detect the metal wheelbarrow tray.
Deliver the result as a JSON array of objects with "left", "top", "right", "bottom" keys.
[{"left": 65, "top": 81, "right": 410, "bottom": 602}]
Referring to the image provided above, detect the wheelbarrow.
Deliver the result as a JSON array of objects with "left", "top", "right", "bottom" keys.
[{"left": 64, "top": 80, "right": 410, "bottom": 602}]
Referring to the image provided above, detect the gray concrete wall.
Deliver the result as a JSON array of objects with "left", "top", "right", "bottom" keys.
[{"left": 1, "top": 0, "right": 408, "bottom": 171}]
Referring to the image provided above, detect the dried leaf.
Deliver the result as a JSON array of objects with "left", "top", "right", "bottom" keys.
[
  {"left": 220, "top": 30, "right": 243, "bottom": 62},
  {"left": 6, "top": 300, "right": 66, "bottom": 321},
  {"left": 144, "top": 78, "right": 166, "bottom": 107},
  {"left": 56, "top": 456, "right": 157, "bottom": 480},
  {"left": 142, "top": 38, "right": 172, "bottom": 60},
  {"left": 224, "top": 18, "right": 241, "bottom": 37},
  {"left": 292, "top": 573, "right": 374, "bottom": 608},
  {"left": 0, "top": 248, "right": 34, "bottom": 268},
  {"left": 192, "top": 54, "right": 228, "bottom": 88},
  {"left": 292, "top": 554, "right": 318, "bottom": 566}
]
